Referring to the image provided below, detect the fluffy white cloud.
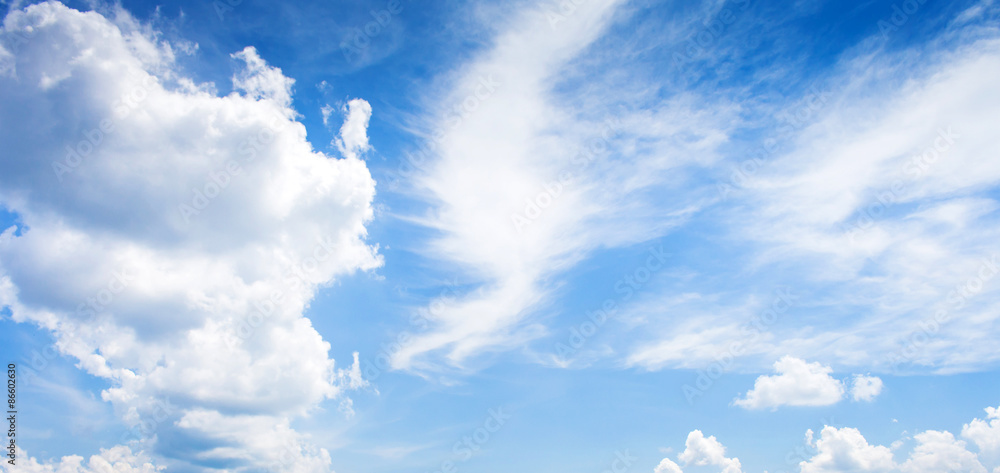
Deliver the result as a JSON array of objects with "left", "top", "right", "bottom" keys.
[
  {"left": 231, "top": 46, "right": 294, "bottom": 107},
  {"left": 734, "top": 357, "right": 845, "bottom": 410},
  {"left": 654, "top": 458, "right": 684, "bottom": 473},
  {"left": 900, "top": 430, "right": 985, "bottom": 473},
  {"left": 964, "top": 406, "right": 1000, "bottom": 464},
  {"left": 173, "top": 410, "right": 334, "bottom": 472},
  {"left": 0, "top": 2, "right": 380, "bottom": 471},
  {"left": 850, "top": 375, "right": 884, "bottom": 402},
  {"left": 654, "top": 431, "right": 743, "bottom": 473},
  {"left": 799, "top": 426, "right": 896, "bottom": 473},
  {"left": 792, "top": 405, "right": 1000, "bottom": 473},
  {"left": 2, "top": 446, "right": 161, "bottom": 473},
  {"left": 335, "top": 98, "right": 373, "bottom": 160},
  {"left": 655, "top": 406, "right": 1000, "bottom": 473},
  {"left": 679, "top": 431, "right": 743, "bottom": 473}
]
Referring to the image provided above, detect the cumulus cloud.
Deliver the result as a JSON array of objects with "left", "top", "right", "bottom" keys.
[
  {"left": 0, "top": 2, "right": 380, "bottom": 471},
  {"left": 679, "top": 431, "right": 743, "bottom": 473},
  {"left": 900, "top": 430, "right": 986, "bottom": 473},
  {"left": 335, "top": 98, "right": 373, "bottom": 160},
  {"left": 963, "top": 406, "right": 1000, "bottom": 463},
  {"left": 231, "top": 46, "right": 294, "bottom": 107},
  {"left": 734, "top": 357, "right": 845, "bottom": 410},
  {"left": 3, "top": 446, "right": 161, "bottom": 473},
  {"left": 654, "top": 407, "right": 1000, "bottom": 473},
  {"left": 850, "top": 375, "right": 884, "bottom": 402},
  {"left": 654, "top": 431, "right": 743, "bottom": 473},
  {"left": 799, "top": 427, "right": 896, "bottom": 473},
  {"left": 654, "top": 458, "right": 684, "bottom": 473},
  {"left": 797, "top": 405, "right": 1000, "bottom": 473}
]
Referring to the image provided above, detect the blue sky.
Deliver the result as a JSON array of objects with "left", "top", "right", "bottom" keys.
[{"left": 2, "top": 0, "right": 1000, "bottom": 472}]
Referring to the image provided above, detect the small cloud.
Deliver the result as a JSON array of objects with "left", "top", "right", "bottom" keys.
[
  {"left": 961, "top": 405, "right": 1000, "bottom": 458},
  {"left": 231, "top": 46, "right": 294, "bottom": 107},
  {"left": 733, "top": 356, "right": 845, "bottom": 410},
  {"left": 678, "top": 430, "right": 743, "bottom": 473},
  {"left": 850, "top": 374, "right": 884, "bottom": 402},
  {"left": 655, "top": 457, "right": 684, "bottom": 473},
  {"left": 335, "top": 98, "right": 373, "bottom": 160},
  {"left": 321, "top": 104, "right": 335, "bottom": 127}
]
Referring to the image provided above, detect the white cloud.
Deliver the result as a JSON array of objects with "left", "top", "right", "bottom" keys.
[
  {"left": 655, "top": 405, "right": 1000, "bottom": 473},
  {"left": 900, "top": 430, "right": 986, "bottom": 473},
  {"left": 3, "top": 446, "right": 161, "bottom": 473},
  {"left": 850, "top": 375, "right": 884, "bottom": 402},
  {"left": 174, "top": 410, "right": 334, "bottom": 472},
  {"left": 321, "top": 103, "right": 335, "bottom": 127},
  {"left": 392, "top": 0, "right": 734, "bottom": 373},
  {"left": 655, "top": 431, "right": 743, "bottom": 473},
  {"left": 655, "top": 458, "right": 684, "bottom": 473},
  {"left": 618, "top": 2, "right": 1000, "bottom": 375},
  {"left": 963, "top": 406, "right": 1000, "bottom": 464},
  {"left": 0, "top": 2, "right": 380, "bottom": 471},
  {"left": 231, "top": 46, "right": 294, "bottom": 107},
  {"left": 736, "top": 31, "right": 1000, "bottom": 371},
  {"left": 720, "top": 34, "right": 1000, "bottom": 373},
  {"left": 734, "top": 356, "right": 845, "bottom": 410},
  {"left": 678, "top": 431, "right": 744, "bottom": 473},
  {"left": 799, "top": 427, "right": 896, "bottom": 473},
  {"left": 335, "top": 98, "right": 373, "bottom": 160}
]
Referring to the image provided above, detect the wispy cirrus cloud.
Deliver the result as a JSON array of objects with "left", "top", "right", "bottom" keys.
[
  {"left": 391, "top": 0, "right": 738, "bottom": 374},
  {"left": 617, "top": 0, "right": 1000, "bottom": 375}
]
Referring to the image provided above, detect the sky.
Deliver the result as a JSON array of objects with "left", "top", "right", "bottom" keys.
[{"left": 0, "top": 0, "right": 999, "bottom": 472}]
